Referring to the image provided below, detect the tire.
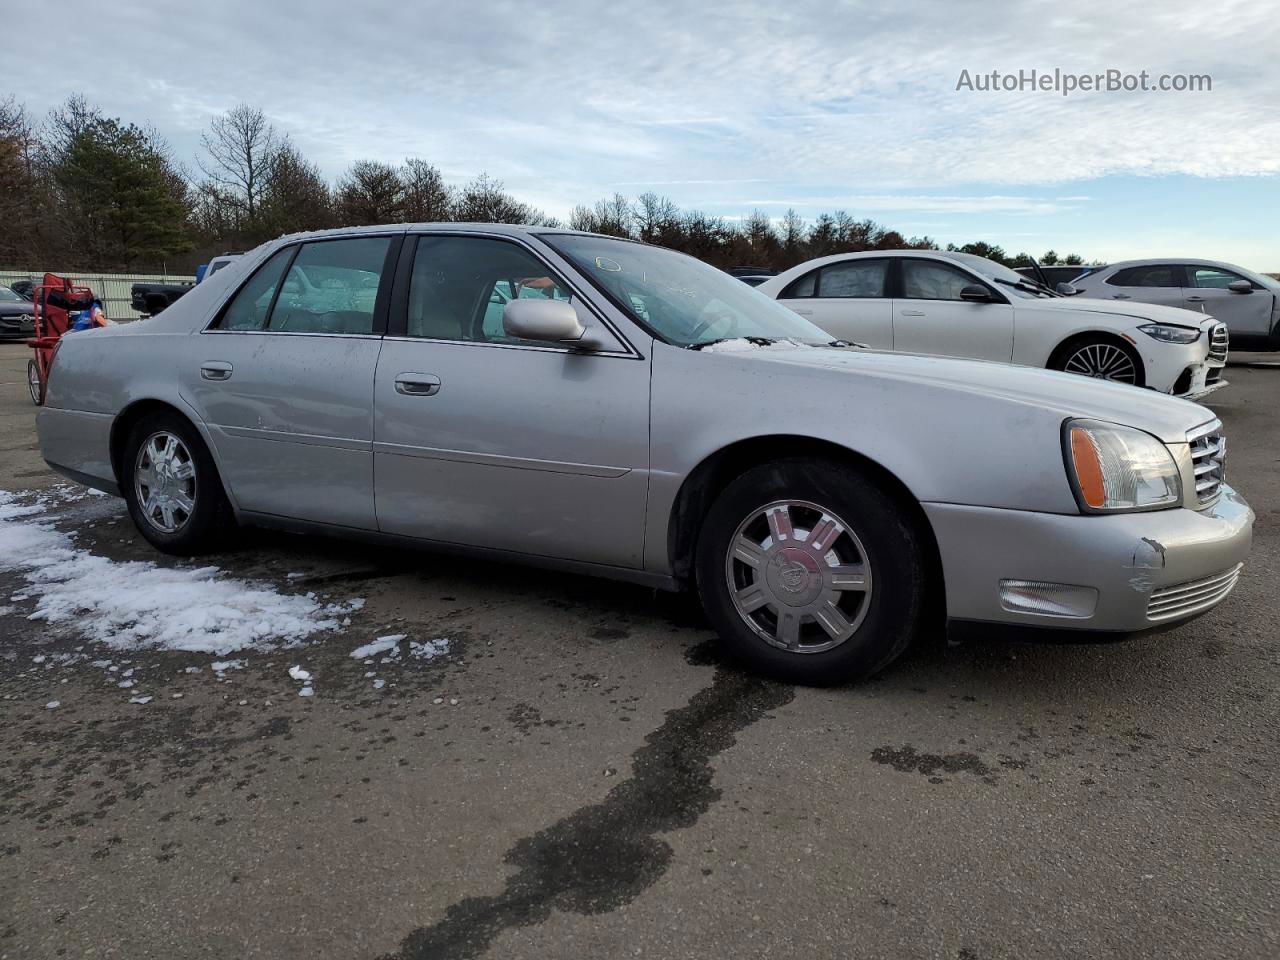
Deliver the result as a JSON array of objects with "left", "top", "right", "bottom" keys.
[
  {"left": 122, "top": 411, "right": 235, "bottom": 555},
  {"left": 1050, "top": 336, "right": 1144, "bottom": 387},
  {"left": 695, "top": 457, "right": 928, "bottom": 685},
  {"left": 27, "top": 358, "right": 43, "bottom": 406}
]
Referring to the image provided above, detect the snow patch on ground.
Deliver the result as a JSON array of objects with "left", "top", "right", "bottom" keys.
[
  {"left": 0, "top": 489, "right": 363, "bottom": 655},
  {"left": 350, "top": 635, "right": 404, "bottom": 659}
]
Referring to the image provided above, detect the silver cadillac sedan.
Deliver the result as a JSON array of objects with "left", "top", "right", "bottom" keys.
[{"left": 36, "top": 224, "right": 1254, "bottom": 684}]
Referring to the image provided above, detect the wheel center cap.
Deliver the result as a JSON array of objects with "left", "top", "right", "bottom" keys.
[{"left": 766, "top": 548, "right": 823, "bottom": 607}]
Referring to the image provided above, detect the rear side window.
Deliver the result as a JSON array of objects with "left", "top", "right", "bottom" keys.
[
  {"left": 1107, "top": 265, "right": 1184, "bottom": 288},
  {"left": 780, "top": 270, "right": 817, "bottom": 299},
  {"left": 818, "top": 259, "right": 888, "bottom": 298},
  {"left": 1191, "top": 266, "right": 1252, "bottom": 289},
  {"left": 901, "top": 260, "right": 981, "bottom": 301},
  {"left": 267, "top": 237, "right": 391, "bottom": 334},
  {"left": 407, "top": 236, "right": 574, "bottom": 345},
  {"left": 216, "top": 248, "right": 293, "bottom": 330}
]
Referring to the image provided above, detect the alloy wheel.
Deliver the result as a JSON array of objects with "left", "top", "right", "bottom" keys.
[
  {"left": 134, "top": 431, "right": 197, "bottom": 534},
  {"left": 1062, "top": 343, "right": 1138, "bottom": 384},
  {"left": 724, "top": 499, "right": 873, "bottom": 654}
]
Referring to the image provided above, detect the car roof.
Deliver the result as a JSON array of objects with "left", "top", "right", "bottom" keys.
[
  {"left": 266, "top": 222, "right": 610, "bottom": 246},
  {"left": 1096, "top": 257, "right": 1248, "bottom": 270}
]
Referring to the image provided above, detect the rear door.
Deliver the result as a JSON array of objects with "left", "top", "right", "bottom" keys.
[
  {"left": 372, "top": 233, "right": 650, "bottom": 568},
  {"left": 185, "top": 234, "right": 400, "bottom": 529},
  {"left": 1183, "top": 264, "right": 1275, "bottom": 337},
  {"left": 773, "top": 259, "right": 893, "bottom": 348},
  {"left": 1099, "top": 263, "right": 1188, "bottom": 309},
  {"left": 891, "top": 258, "right": 1013, "bottom": 362}
]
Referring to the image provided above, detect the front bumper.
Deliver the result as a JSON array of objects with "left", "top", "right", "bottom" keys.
[{"left": 925, "top": 485, "right": 1253, "bottom": 632}]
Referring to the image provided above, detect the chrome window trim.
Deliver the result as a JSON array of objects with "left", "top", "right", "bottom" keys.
[{"left": 378, "top": 333, "right": 639, "bottom": 359}]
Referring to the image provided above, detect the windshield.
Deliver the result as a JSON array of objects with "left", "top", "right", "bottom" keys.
[
  {"left": 543, "top": 234, "right": 832, "bottom": 347},
  {"left": 0, "top": 285, "right": 23, "bottom": 302},
  {"left": 945, "top": 253, "right": 1057, "bottom": 299}
]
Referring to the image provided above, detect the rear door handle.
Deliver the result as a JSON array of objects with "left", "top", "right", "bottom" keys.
[
  {"left": 200, "top": 361, "right": 233, "bottom": 381},
  {"left": 900, "top": 310, "right": 926, "bottom": 317},
  {"left": 1185, "top": 296, "right": 1205, "bottom": 302},
  {"left": 1111, "top": 294, "right": 1131, "bottom": 300},
  {"left": 394, "top": 373, "right": 441, "bottom": 397},
  {"left": 791, "top": 308, "right": 814, "bottom": 316}
]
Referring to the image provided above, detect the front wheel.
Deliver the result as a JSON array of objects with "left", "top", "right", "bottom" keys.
[
  {"left": 695, "top": 458, "right": 928, "bottom": 685},
  {"left": 27, "top": 358, "right": 42, "bottom": 405},
  {"left": 1050, "top": 337, "right": 1144, "bottom": 387}
]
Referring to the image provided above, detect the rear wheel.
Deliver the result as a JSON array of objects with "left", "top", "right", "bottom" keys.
[
  {"left": 1051, "top": 336, "right": 1144, "bottom": 387},
  {"left": 695, "top": 458, "right": 928, "bottom": 685},
  {"left": 27, "top": 358, "right": 42, "bottom": 405},
  {"left": 122, "top": 412, "right": 235, "bottom": 554}
]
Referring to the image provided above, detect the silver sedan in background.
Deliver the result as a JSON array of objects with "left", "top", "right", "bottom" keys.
[
  {"left": 35, "top": 224, "right": 1254, "bottom": 683},
  {"left": 1071, "top": 258, "right": 1280, "bottom": 350}
]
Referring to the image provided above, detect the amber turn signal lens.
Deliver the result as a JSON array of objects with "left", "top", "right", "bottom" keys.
[{"left": 1070, "top": 427, "right": 1107, "bottom": 508}]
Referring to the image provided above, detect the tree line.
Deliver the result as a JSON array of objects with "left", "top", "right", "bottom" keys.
[{"left": 0, "top": 94, "right": 1089, "bottom": 274}]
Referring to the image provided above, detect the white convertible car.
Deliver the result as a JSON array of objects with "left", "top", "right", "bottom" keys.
[{"left": 756, "top": 251, "right": 1228, "bottom": 398}]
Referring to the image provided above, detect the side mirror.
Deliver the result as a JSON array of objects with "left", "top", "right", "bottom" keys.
[
  {"left": 1227, "top": 279, "right": 1253, "bottom": 294},
  {"left": 1056, "top": 282, "right": 1078, "bottom": 296},
  {"left": 959, "top": 284, "right": 992, "bottom": 302},
  {"left": 503, "top": 298, "right": 587, "bottom": 344}
]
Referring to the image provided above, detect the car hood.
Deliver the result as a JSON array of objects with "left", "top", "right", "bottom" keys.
[
  {"left": 0, "top": 303, "right": 34, "bottom": 317},
  {"left": 1019, "top": 296, "right": 1215, "bottom": 326},
  {"left": 702, "top": 342, "right": 1213, "bottom": 443}
]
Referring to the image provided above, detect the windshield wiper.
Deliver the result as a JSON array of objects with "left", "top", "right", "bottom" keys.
[{"left": 995, "top": 277, "right": 1055, "bottom": 297}]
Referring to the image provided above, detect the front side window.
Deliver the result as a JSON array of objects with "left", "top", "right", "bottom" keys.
[
  {"left": 267, "top": 237, "right": 390, "bottom": 334},
  {"left": 819, "top": 259, "right": 888, "bottom": 298},
  {"left": 1191, "top": 266, "right": 1251, "bottom": 289},
  {"left": 901, "top": 260, "right": 982, "bottom": 301},
  {"left": 0, "top": 285, "right": 23, "bottom": 303},
  {"left": 1107, "top": 265, "right": 1183, "bottom": 288},
  {"left": 215, "top": 247, "right": 294, "bottom": 330},
  {"left": 544, "top": 234, "right": 830, "bottom": 347},
  {"left": 407, "top": 236, "right": 574, "bottom": 345}
]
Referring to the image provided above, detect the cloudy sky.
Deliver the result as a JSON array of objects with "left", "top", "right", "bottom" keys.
[{"left": 10, "top": 0, "right": 1280, "bottom": 267}]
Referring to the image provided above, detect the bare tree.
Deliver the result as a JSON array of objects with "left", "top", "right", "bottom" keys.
[
  {"left": 454, "top": 173, "right": 538, "bottom": 224},
  {"left": 401, "top": 158, "right": 453, "bottom": 222},
  {"left": 335, "top": 160, "right": 405, "bottom": 225},
  {"left": 261, "top": 143, "right": 332, "bottom": 236},
  {"left": 198, "top": 104, "right": 281, "bottom": 234}
]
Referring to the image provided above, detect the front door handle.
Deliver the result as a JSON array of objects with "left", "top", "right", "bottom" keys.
[
  {"left": 394, "top": 373, "right": 441, "bottom": 397},
  {"left": 1185, "top": 296, "right": 1205, "bottom": 302},
  {"left": 200, "top": 361, "right": 233, "bottom": 381},
  {"left": 791, "top": 308, "right": 814, "bottom": 316},
  {"left": 1111, "top": 293, "right": 1131, "bottom": 300},
  {"left": 900, "top": 310, "right": 926, "bottom": 317}
]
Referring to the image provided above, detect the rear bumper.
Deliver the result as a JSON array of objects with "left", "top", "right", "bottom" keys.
[
  {"left": 37, "top": 406, "right": 117, "bottom": 491},
  {"left": 925, "top": 486, "right": 1253, "bottom": 632}
]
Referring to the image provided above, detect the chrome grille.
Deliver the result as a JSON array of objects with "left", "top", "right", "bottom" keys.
[
  {"left": 1147, "top": 564, "right": 1242, "bottom": 622},
  {"left": 1208, "top": 323, "right": 1229, "bottom": 363},
  {"left": 1187, "top": 420, "right": 1225, "bottom": 504}
]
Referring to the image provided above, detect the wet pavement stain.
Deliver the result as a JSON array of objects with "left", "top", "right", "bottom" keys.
[
  {"left": 871, "top": 744, "right": 996, "bottom": 784},
  {"left": 386, "top": 665, "right": 794, "bottom": 959}
]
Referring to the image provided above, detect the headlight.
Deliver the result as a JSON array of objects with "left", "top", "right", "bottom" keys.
[
  {"left": 1064, "top": 419, "right": 1182, "bottom": 513},
  {"left": 1137, "top": 322, "right": 1200, "bottom": 344}
]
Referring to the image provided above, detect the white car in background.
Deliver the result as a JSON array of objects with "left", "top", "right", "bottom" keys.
[
  {"left": 1068, "top": 259, "right": 1280, "bottom": 351},
  {"left": 756, "top": 251, "right": 1228, "bottom": 398}
]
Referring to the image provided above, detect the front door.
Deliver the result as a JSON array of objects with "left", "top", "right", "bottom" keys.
[
  {"left": 891, "top": 258, "right": 1014, "bottom": 362},
  {"left": 1182, "top": 264, "right": 1275, "bottom": 338},
  {"left": 372, "top": 234, "right": 651, "bottom": 569},
  {"left": 184, "top": 235, "right": 398, "bottom": 529}
]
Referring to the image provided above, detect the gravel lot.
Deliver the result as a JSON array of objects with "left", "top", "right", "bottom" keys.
[{"left": 1, "top": 342, "right": 1276, "bottom": 960}]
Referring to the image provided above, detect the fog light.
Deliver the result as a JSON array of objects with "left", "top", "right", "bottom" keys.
[{"left": 998, "top": 580, "right": 1099, "bottom": 619}]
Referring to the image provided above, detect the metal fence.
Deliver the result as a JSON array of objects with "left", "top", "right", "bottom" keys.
[{"left": 0, "top": 270, "right": 195, "bottom": 321}]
